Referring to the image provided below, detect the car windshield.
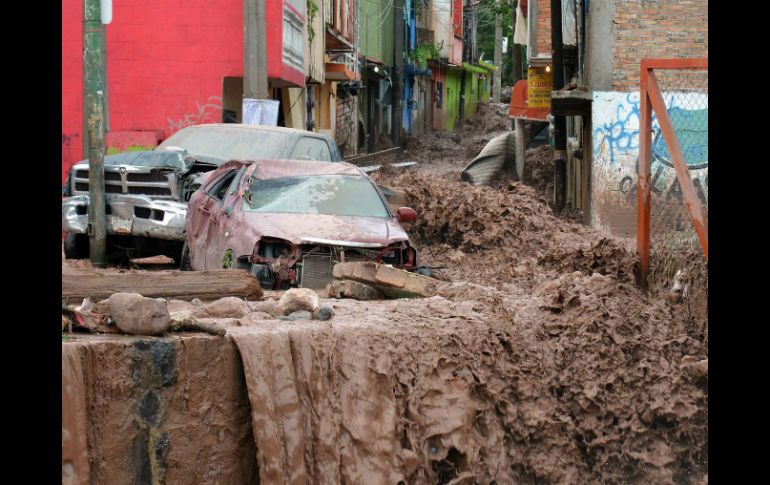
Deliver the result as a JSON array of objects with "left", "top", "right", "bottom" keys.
[
  {"left": 244, "top": 175, "right": 389, "bottom": 218},
  {"left": 158, "top": 126, "right": 290, "bottom": 160}
]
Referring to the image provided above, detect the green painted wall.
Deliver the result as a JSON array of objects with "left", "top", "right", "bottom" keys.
[
  {"left": 463, "top": 71, "right": 480, "bottom": 120},
  {"left": 444, "top": 69, "right": 462, "bottom": 131},
  {"left": 480, "top": 75, "right": 491, "bottom": 103},
  {"left": 359, "top": 0, "right": 394, "bottom": 65}
]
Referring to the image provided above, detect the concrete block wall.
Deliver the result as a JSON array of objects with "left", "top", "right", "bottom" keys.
[{"left": 335, "top": 93, "right": 359, "bottom": 158}]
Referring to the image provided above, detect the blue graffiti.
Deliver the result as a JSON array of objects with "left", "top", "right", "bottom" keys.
[
  {"left": 593, "top": 93, "right": 705, "bottom": 166},
  {"left": 593, "top": 93, "right": 643, "bottom": 165}
]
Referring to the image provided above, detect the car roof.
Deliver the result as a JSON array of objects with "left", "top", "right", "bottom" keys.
[
  {"left": 245, "top": 159, "right": 366, "bottom": 179},
  {"left": 180, "top": 123, "right": 332, "bottom": 140}
]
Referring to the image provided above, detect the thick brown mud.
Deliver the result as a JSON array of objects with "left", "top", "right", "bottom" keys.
[{"left": 62, "top": 101, "right": 706, "bottom": 484}]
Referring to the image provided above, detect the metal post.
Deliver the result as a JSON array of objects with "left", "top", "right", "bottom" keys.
[
  {"left": 550, "top": 0, "right": 567, "bottom": 211},
  {"left": 83, "top": 0, "right": 107, "bottom": 267},
  {"left": 637, "top": 63, "right": 652, "bottom": 287},
  {"left": 392, "top": 0, "right": 404, "bottom": 146},
  {"left": 244, "top": 0, "right": 269, "bottom": 100}
]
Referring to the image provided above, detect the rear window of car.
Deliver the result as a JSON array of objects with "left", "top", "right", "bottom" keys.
[
  {"left": 244, "top": 175, "right": 389, "bottom": 218},
  {"left": 290, "top": 137, "right": 332, "bottom": 161}
]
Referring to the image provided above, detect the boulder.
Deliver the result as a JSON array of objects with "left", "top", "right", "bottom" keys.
[
  {"left": 204, "top": 297, "right": 250, "bottom": 318},
  {"left": 108, "top": 292, "right": 171, "bottom": 336},
  {"left": 278, "top": 289, "right": 320, "bottom": 315}
]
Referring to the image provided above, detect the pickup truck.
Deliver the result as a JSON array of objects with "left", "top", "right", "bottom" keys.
[{"left": 62, "top": 124, "right": 344, "bottom": 262}]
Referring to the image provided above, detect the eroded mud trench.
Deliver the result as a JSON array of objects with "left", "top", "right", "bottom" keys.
[{"left": 62, "top": 103, "right": 707, "bottom": 484}]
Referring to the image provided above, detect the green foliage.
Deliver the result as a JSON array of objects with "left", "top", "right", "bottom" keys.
[
  {"left": 307, "top": 0, "right": 319, "bottom": 43},
  {"left": 408, "top": 42, "right": 442, "bottom": 69},
  {"left": 477, "top": 0, "right": 522, "bottom": 86},
  {"left": 221, "top": 249, "right": 233, "bottom": 269}
]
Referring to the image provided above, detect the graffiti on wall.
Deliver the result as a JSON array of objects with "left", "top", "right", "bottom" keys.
[
  {"left": 592, "top": 91, "right": 708, "bottom": 234},
  {"left": 166, "top": 96, "right": 223, "bottom": 133}
]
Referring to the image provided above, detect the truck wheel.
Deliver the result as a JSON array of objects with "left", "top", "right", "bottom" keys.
[
  {"left": 179, "top": 241, "right": 192, "bottom": 271},
  {"left": 63, "top": 233, "right": 89, "bottom": 259}
]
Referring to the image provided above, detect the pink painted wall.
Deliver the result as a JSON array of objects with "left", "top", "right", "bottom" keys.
[{"left": 62, "top": 0, "right": 244, "bottom": 182}]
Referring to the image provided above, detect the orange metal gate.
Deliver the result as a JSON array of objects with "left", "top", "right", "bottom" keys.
[{"left": 637, "top": 58, "right": 708, "bottom": 287}]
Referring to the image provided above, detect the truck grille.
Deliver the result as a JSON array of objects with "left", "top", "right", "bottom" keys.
[{"left": 72, "top": 167, "right": 174, "bottom": 198}]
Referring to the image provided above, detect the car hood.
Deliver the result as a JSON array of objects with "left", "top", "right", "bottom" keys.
[
  {"left": 71, "top": 149, "right": 224, "bottom": 172},
  {"left": 240, "top": 212, "right": 410, "bottom": 247}
]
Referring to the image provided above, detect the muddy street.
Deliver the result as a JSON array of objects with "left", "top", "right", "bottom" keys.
[{"left": 62, "top": 102, "right": 707, "bottom": 484}]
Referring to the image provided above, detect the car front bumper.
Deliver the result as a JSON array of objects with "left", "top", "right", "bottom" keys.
[{"left": 62, "top": 195, "right": 188, "bottom": 241}]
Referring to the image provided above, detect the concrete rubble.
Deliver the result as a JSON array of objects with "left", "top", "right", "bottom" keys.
[{"left": 332, "top": 261, "right": 439, "bottom": 299}]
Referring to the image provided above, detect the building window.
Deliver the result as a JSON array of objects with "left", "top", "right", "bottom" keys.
[{"left": 436, "top": 82, "right": 443, "bottom": 108}]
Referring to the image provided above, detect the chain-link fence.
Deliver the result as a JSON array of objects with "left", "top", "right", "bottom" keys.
[{"left": 638, "top": 59, "right": 707, "bottom": 294}]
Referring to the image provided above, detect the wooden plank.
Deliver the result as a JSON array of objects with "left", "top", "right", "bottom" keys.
[
  {"left": 62, "top": 268, "right": 263, "bottom": 302},
  {"left": 646, "top": 70, "right": 708, "bottom": 260},
  {"left": 344, "top": 147, "right": 403, "bottom": 165}
]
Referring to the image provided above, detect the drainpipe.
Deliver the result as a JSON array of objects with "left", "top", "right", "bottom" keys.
[
  {"left": 551, "top": 0, "right": 567, "bottom": 212},
  {"left": 392, "top": 0, "right": 405, "bottom": 146}
]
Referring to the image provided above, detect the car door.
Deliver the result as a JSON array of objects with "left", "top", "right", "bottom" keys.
[
  {"left": 203, "top": 169, "right": 241, "bottom": 269},
  {"left": 190, "top": 169, "right": 238, "bottom": 269}
]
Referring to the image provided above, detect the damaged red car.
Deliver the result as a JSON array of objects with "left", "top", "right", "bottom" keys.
[{"left": 182, "top": 159, "right": 421, "bottom": 289}]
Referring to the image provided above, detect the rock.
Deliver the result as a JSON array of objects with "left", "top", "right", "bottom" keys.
[
  {"left": 248, "top": 299, "right": 281, "bottom": 317},
  {"left": 314, "top": 306, "right": 334, "bottom": 321},
  {"left": 278, "top": 289, "right": 320, "bottom": 315},
  {"left": 191, "top": 298, "right": 204, "bottom": 308},
  {"left": 108, "top": 292, "right": 171, "bottom": 336},
  {"left": 240, "top": 312, "right": 276, "bottom": 325},
  {"left": 681, "top": 356, "right": 708, "bottom": 378},
  {"left": 94, "top": 299, "right": 111, "bottom": 314},
  {"left": 278, "top": 310, "right": 313, "bottom": 321},
  {"left": 328, "top": 280, "right": 384, "bottom": 300},
  {"left": 168, "top": 299, "right": 204, "bottom": 315},
  {"left": 204, "top": 297, "right": 250, "bottom": 318}
]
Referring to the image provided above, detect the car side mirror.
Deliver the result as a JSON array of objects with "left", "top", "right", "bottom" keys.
[{"left": 396, "top": 207, "right": 417, "bottom": 223}]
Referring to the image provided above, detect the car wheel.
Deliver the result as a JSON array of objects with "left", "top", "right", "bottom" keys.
[
  {"left": 179, "top": 241, "right": 192, "bottom": 271},
  {"left": 63, "top": 233, "right": 89, "bottom": 259}
]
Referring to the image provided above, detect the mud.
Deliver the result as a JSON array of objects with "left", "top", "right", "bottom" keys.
[
  {"left": 400, "top": 103, "right": 512, "bottom": 176},
  {"left": 64, "top": 279, "right": 707, "bottom": 484},
  {"left": 63, "top": 102, "right": 706, "bottom": 484},
  {"left": 61, "top": 335, "right": 258, "bottom": 484}
]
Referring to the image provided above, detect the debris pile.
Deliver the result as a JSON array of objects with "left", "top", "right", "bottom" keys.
[
  {"left": 371, "top": 170, "right": 638, "bottom": 288},
  {"left": 62, "top": 101, "right": 706, "bottom": 484}
]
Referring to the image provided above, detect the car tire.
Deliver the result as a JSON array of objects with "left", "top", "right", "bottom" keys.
[
  {"left": 63, "top": 233, "right": 89, "bottom": 259},
  {"left": 180, "top": 241, "right": 192, "bottom": 271}
]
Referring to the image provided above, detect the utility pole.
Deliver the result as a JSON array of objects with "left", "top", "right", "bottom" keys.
[
  {"left": 550, "top": 0, "right": 567, "bottom": 212},
  {"left": 244, "top": 0, "right": 269, "bottom": 102},
  {"left": 511, "top": 0, "right": 523, "bottom": 84},
  {"left": 493, "top": 1, "right": 502, "bottom": 102},
  {"left": 83, "top": 0, "right": 108, "bottom": 267},
  {"left": 392, "top": 0, "right": 405, "bottom": 147}
]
